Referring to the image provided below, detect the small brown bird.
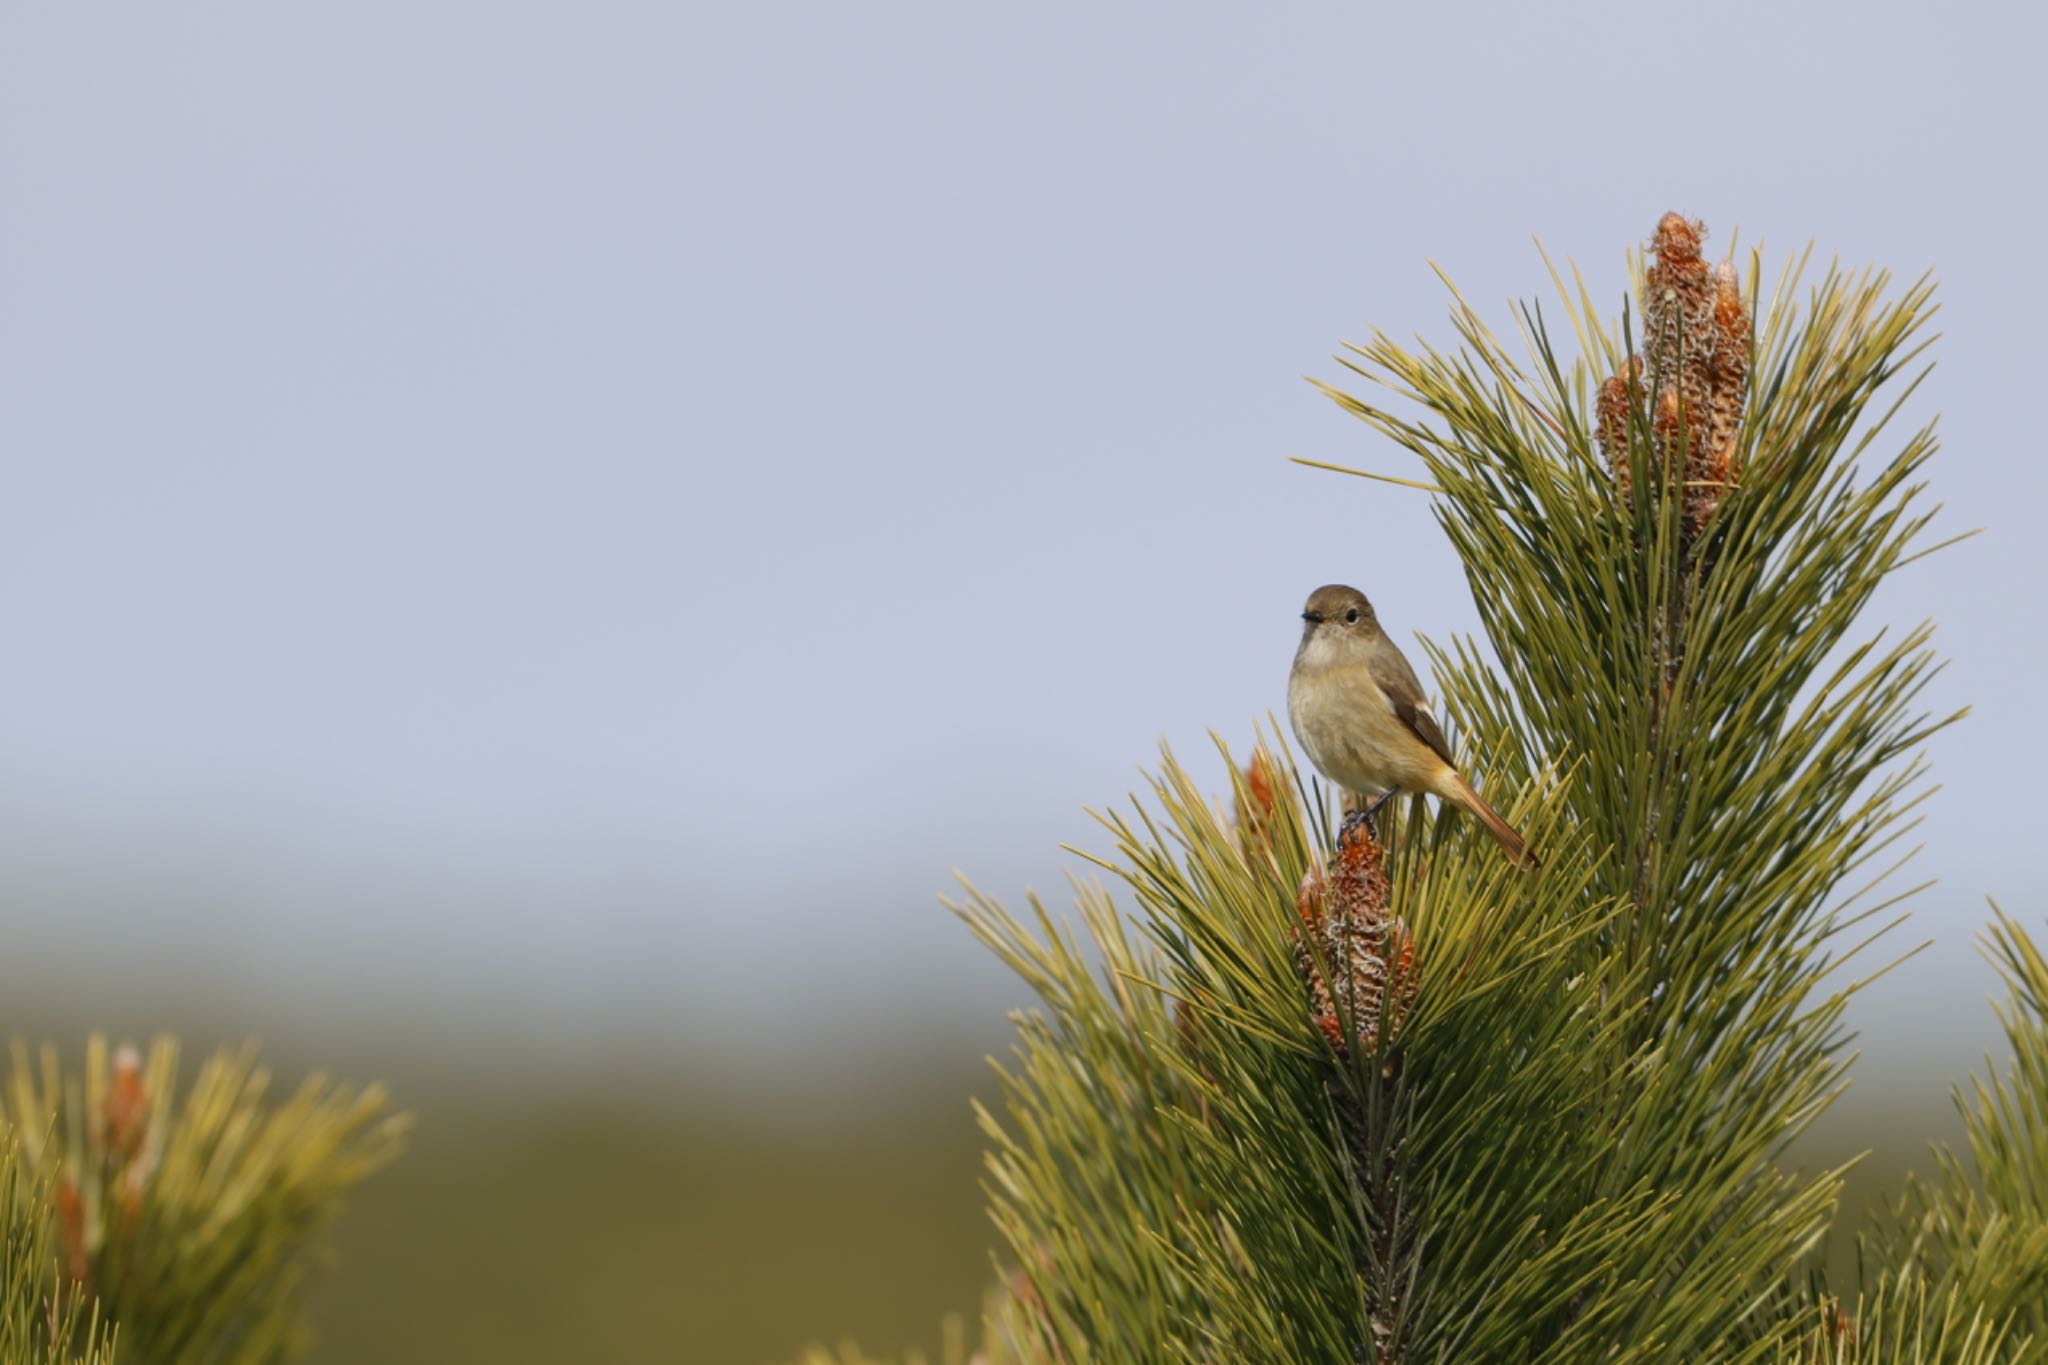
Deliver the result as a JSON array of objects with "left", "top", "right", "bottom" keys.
[{"left": 1288, "top": 584, "right": 1535, "bottom": 870}]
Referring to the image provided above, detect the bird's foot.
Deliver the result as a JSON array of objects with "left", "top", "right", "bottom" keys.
[{"left": 1342, "top": 789, "right": 1400, "bottom": 840}]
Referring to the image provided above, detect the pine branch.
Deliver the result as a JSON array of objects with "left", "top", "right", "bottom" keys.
[
  {"left": 953, "top": 737, "right": 1623, "bottom": 1362},
  {"left": 1785, "top": 1277, "right": 2025, "bottom": 1363},
  {"left": 3, "top": 1037, "right": 406, "bottom": 1365},
  {"left": 1322, "top": 216, "right": 1952, "bottom": 1354},
  {"left": 0, "top": 1131, "right": 114, "bottom": 1365},
  {"left": 1848, "top": 910, "right": 2048, "bottom": 1358}
]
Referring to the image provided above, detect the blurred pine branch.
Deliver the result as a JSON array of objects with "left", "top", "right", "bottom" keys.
[
  {"left": 2, "top": 1131, "right": 113, "bottom": 1365},
  {"left": 2, "top": 1036, "right": 406, "bottom": 1365},
  {"left": 1849, "top": 908, "right": 2048, "bottom": 1355}
]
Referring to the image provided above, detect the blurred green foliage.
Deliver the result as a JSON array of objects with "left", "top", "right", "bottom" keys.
[
  {"left": 1859, "top": 910, "right": 2048, "bottom": 1348},
  {"left": 305, "top": 1071, "right": 994, "bottom": 1365},
  {"left": 3, "top": 1037, "right": 404, "bottom": 1365},
  {"left": 0, "top": 1012, "right": 1994, "bottom": 1363}
]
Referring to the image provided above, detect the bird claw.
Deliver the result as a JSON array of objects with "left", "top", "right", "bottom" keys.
[{"left": 1342, "top": 788, "right": 1399, "bottom": 840}]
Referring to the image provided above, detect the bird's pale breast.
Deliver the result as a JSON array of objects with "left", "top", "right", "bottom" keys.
[{"left": 1289, "top": 659, "right": 1451, "bottom": 797}]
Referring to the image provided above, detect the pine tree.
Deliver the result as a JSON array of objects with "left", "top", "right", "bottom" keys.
[{"left": 804, "top": 213, "right": 2048, "bottom": 1362}]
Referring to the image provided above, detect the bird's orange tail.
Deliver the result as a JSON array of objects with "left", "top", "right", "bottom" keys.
[{"left": 1445, "top": 773, "right": 1538, "bottom": 871}]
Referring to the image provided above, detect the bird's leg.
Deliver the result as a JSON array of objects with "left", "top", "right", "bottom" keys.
[{"left": 1358, "top": 786, "right": 1400, "bottom": 835}]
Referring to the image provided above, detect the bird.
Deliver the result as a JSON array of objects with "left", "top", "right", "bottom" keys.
[{"left": 1288, "top": 584, "right": 1535, "bottom": 870}]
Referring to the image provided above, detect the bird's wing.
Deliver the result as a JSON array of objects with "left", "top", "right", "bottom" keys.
[{"left": 1368, "top": 637, "right": 1457, "bottom": 768}]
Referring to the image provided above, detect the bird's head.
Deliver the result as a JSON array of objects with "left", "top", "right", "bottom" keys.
[{"left": 1299, "top": 584, "right": 1379, "bottom": 644}]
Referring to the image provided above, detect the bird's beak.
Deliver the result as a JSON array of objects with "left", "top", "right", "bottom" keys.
[{"left": 1301, "top": 611, "right": 1323, "bottom": 624}]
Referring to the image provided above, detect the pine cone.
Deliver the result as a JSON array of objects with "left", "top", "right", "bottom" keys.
[
  {"left": 1292, "top": 815, "right": 1416, "bottom": 1055},
  {"left": 1597, "top": 212, "right": 1751, "bottom": 540}
]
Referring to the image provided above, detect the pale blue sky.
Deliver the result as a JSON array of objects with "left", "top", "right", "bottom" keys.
[{"left": 1, "top": 3, "right": 2040, "bottom": 1084}]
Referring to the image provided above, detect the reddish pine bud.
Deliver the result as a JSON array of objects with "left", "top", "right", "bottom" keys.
[
  {"left": 54, "top": 1172, "right": 89, "bottom": 1284},
  {"left": 1235, "top": 746, "right": 1291, "bottom": 865},
  {"left": 106, "top": 1044, "right": 148, "bottom": 1162}
]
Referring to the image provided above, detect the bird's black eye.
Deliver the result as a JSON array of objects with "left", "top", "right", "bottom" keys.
[{"left": 1345, "top": 607, "right": 1360, "bottom": 624}]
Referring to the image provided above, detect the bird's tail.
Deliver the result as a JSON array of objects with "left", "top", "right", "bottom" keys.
[{"left": 1444, "top": 774, "right": 1538, "bottom": 871}]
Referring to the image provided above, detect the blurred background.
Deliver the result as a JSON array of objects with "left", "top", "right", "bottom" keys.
[{"left": 1, "top": 3, "right": 2043, "bottom": 1360}]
